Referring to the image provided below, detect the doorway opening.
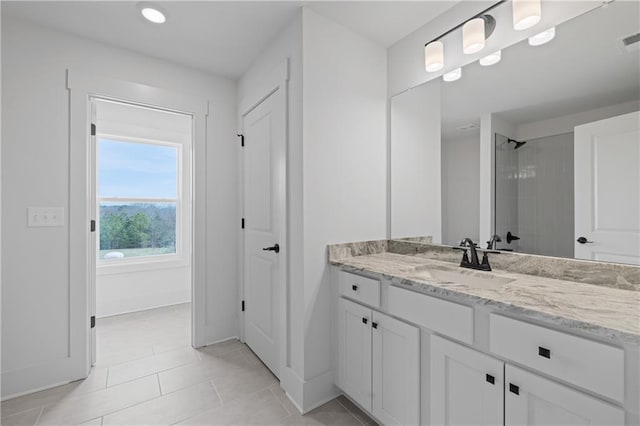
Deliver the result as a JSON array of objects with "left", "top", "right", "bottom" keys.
[{"left": 91, "top": 98, "right": 193, "bottom": 368}]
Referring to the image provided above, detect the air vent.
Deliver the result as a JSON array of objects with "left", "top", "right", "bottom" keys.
[
  {"left": 618, "top": 33, "right": 640, "bottom": 52},
  {"left": 456, "top": 123, "right": 479, "bottom": 132}
]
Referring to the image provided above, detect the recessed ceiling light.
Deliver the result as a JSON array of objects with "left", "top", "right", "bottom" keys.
[
  {"left": 529, "top": 27, "right": 555, "bottom": 46},
  {"left": 139, "top": 3, "right": 166, "bottom": 24},
  {"left": 480, "top": 50, "right": 502, "bottom": 66},
  {"left": 443, "top": 68, "right": 462, "bottom": 82}
]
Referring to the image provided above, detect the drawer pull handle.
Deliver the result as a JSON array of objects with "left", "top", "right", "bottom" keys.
[
  {"left": 538, "top": 346, "right": 551, "bottom": 359},
  {"left": 486, "top": 374, "right": 495, "bottom": 385},
  {"left": 372, "top": 322, "right": 378, "bottom": 329},
  {"left": 509, "top": 383, "right": 520, "bottom": 395},
  {"left": 362, "top": 317, "right": 368, "bottom": 325},
  {"left": 352, "top": 285, "right": 358, "bottom": 291}
]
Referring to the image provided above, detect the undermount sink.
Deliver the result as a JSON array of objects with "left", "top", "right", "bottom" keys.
[{"left": 408, "top": 267, "right": 515, "bottom": 289}]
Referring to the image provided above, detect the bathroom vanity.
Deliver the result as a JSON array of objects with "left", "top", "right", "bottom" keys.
[{"left": 329, "top": 240, "right": 639, "bottom": 426}]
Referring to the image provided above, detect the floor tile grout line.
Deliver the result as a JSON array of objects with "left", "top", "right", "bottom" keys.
[
  {"left": 155, "top": 373, "right": 162, "bottom": 396},
  {"left": 34, "top": 406, "right": 44, "bottom": 426},
  {"left": 267, "top": 385, "right": 293, "bottom": 417},
  {"left": 0, "top": 403, "right": 45, "bottom": 422},
  {"left": 208, "top": 380, "right": 224, "bottom": 407},
  {"left": 335, "top": 396, "right": 369, "bottom": 426}
]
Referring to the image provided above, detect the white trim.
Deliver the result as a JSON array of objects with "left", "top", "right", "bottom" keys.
[
  {"left": 238, "top": 59, "right": 290, "bottom": 378},
  {"left": 67, "top": 69, "right": 209, "bottom": 389}
]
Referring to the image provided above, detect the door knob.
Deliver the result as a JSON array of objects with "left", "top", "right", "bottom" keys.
[
  {"left": 576, "top": 237, "right": 594, "bottom": 244},
  {"left": 262, "top": 243, "right": 280, "bottom": 253}
]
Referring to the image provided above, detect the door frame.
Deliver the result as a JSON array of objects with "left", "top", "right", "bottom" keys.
[
  {"left": 237, "top": 59, "right": 289, "bottom": 376},
  {"left": 67, "top": 69, "right": 208, "bottom": 379}
]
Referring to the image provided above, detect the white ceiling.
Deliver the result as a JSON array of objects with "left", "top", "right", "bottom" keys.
[
  {"left": 440, "top": 0, "right": 640, "bottom": 140},
  {"left": 2, "top": 1, "right": 455, "bottom": 80}
]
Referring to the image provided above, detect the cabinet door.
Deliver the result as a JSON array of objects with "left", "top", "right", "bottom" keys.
[
  {"left": 372, "top": 311, "right": 420, "bottom": 426},
  {"left": 338, "top": 297, "right": 372, "bottom": 412},
  {"left": 430, "top": 335, "right": 504, "bottom": 426},
  {"left": 505, "top": 364, "right": 625, "bottom": 426}
]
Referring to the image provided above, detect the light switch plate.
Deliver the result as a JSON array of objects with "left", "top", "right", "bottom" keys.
[{"left": 28, "top": 207, "right": 65, "bottom": 227}]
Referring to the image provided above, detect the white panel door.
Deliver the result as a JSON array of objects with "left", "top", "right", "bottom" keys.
[
  {"left": 431, "top": 335, "right": 503, "bottom": 426},
  {"left": 242, "top": 90, "right": 283, "bottom": 377},
  {"left": 372, "top": 311, "right": 420, "bottom": 426},
  {"left": 337, "top": 298, "right": 373, "bottom": 412},
  {"left": 574, "top": 111, "right": 640, "bottom": 264},
  {"left": 505, "top": 364, "right": 624, "bottom": 426}
]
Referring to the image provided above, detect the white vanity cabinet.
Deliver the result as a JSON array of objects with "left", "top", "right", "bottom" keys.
[
  {"left": 430, "top": 335, "right": 625, "bottom": 426},
  {"left": 337, "top": 297, "right": 420, "bottom": 425},
  {"left": 430, "top": 335, "right": 504, "bottom": 426},
  {"left": 335, "top": 270, "right": 631, "bottom": 426},
  {"left": 505, "top": 364, "right": 625, "bottom": 426}
]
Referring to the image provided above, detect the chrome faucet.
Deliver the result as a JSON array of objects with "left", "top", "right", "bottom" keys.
[{"left": 457, "top": 237, "right": 494, "bottom": 271}]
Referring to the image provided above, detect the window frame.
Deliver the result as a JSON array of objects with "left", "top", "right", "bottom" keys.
[{"left": 96, "top": 132, "right": 190, "bottom": 274}]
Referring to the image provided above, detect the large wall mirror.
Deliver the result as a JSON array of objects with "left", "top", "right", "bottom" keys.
[{"left": 390, "top": 1, "right": 640, "bottom": 265}]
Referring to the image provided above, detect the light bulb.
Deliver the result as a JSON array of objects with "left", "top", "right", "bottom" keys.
[
  {"left": 463, "top": 18, "right": 486, "bottom": 54},
  {"left": 443, "top": 68, "right": 462, "bottom": 82},
  {"left": 513, "top": 0, "right": 541, "bottom": 31},
  {"left": 425, "top": 41, "right": 444, "bottom": 72},
  {"left": 479, "top": 50, "right": 502, "bottom": 66},
  {"left": 529, "top": 27, "right": 555, "bottom": 46}
]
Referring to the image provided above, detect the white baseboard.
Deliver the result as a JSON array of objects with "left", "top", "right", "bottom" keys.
[
  {"left": 1, "top": 358, "right": 75, "bottom": 401},
  {"left": 279, "top": 367, "right": 340, "bottom": 414},
  {"left": 301, "top": 369, "right": 340, "bottom": 414}
]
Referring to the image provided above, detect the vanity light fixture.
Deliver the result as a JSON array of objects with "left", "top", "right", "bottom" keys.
[
  {"left": 513, "top": 0, "right": 541, "bottom": 30},
  {"left": 443, "top": 67, "right": 462, "bottom": 82},
  {"left": 529, "top": 27, "right": 556, "bottom": 46},
  {"left": 425, "top": 41, "right": 445, "bottom": 72},
  {"left": 463, "top": 18, "right": 486, "bottom": 54},
  {"left": 480, "top": 50, "right": 502, "bottom": 66},
  {"left": 139, "top": 3, "right": 166, "bottom": 23}
]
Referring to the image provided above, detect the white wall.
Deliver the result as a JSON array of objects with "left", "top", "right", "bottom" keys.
[
  {"left": 390, "top": 81, "right": 442, "bottom": 241},
  {"left": 237, "top": 12, "right": 306, "bottom": 405},
  {"left": 442, "top": 133, "right": 479, "bottom": 246},
  {"left": 1, "top": 18, "right": 238, "bottom": 398},
  {"left": 516, "top": 100, "right": 640, "bottom": 141},
  {"left": 238, "top": 8, "right": 387, "bottom": 411},
  {"left": 302, "top": 8, "right": 387, "bottom": 402}
]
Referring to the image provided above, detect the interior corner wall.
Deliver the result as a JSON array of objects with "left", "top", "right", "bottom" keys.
[
  {"left": 1, "top": 18, "right": 238, "bottom": 398},
  {"left": 301, "top": 6, "right": 387, "bottom": 404}
]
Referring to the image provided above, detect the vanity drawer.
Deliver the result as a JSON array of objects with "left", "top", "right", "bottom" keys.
[
  {"left": 388, "top": 286, "right": 473, "bottom": 344},
  {"left": 489, "top": 314, "right": 624, "bottom": 403},
  {"left": 338, "top": 271, "right": 380, "bottom": 307}
]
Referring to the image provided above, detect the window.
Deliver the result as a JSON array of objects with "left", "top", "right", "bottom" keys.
[{"left": 98, "top": 138, "right": 181, "bottom": 261}]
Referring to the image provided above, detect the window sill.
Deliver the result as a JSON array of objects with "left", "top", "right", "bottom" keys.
[{"left": 97, "top": 255, "right": 190, "bottom": 276}]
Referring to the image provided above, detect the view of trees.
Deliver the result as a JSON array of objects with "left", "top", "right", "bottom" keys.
[{"left": 100, "top": 203, "right": 176, "bottom": 251}]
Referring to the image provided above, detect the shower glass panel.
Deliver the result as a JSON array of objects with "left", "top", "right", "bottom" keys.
[{"left": 494, "top": 133, "right": 519, "bottom": 252}]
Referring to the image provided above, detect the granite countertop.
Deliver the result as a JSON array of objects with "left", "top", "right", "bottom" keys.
[{"left": 330, "top": 249, "right": 640, "bottom": 345}]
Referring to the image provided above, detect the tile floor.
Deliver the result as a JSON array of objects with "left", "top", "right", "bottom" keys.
[{"left": 1, "top": 303, "right": 375, "bottom": 426}]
